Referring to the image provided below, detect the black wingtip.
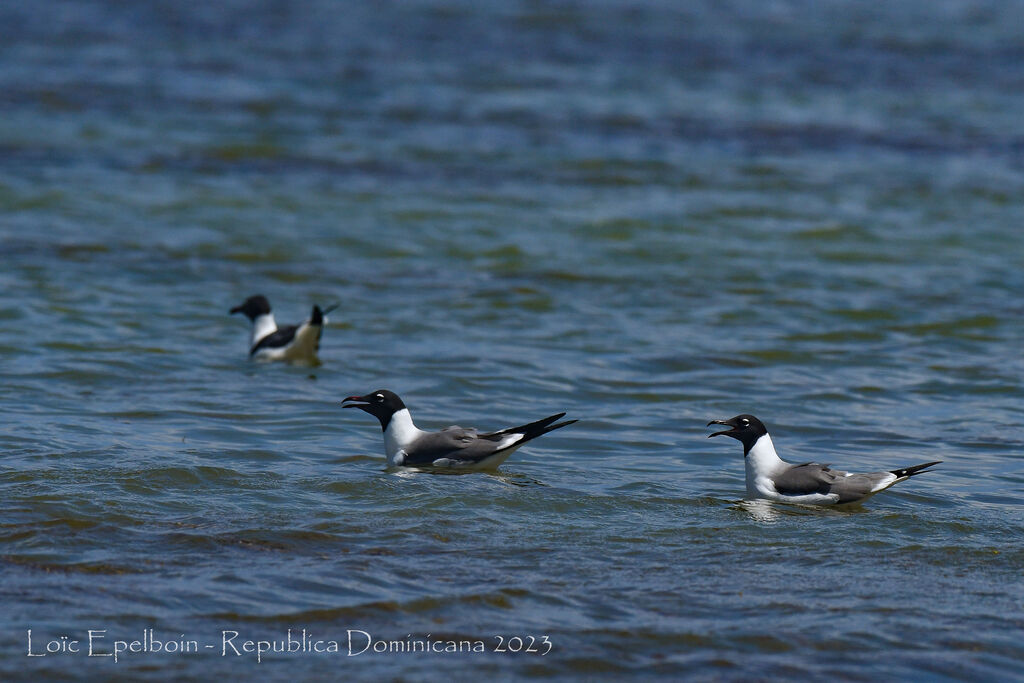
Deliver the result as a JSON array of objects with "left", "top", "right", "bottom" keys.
[
  {"left": 311, "top": 305, "right": 324, "bottom": 326},
  {"left": 544, "top": 419, "right": 578, "bottom": 433},
  {"left": 528, "top": 413, "right": 566, "bottom": 430},
  {"left": 513, "top": 413, "right": 575, "bottom": 441},
  {"left": 890, "top": 460, "right": 942, "bottom": 478}
]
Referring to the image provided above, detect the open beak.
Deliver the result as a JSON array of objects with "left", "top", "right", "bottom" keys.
[
  {"left": 707, "top": 419, "right": 735, "bottom": 438},
  {"left": 342, "top": 395, "right": 370, "bottom": 409},
  {"left": 229, "top": 304, "right": 242, "bottom": 314}
]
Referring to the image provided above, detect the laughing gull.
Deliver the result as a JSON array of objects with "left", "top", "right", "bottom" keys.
[
  {"left": 707, "top": 414, "right": 940, "bottom": 505},
  {"left": 230, "top": 294, "right": 334, "bottom": 364},
  {"left": 342, "top": 389, "right": 576, "bottom": 469}
]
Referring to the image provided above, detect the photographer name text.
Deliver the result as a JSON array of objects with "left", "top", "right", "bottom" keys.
[{"left": 25, "top": 629, "right": 552, "bottom": 663}]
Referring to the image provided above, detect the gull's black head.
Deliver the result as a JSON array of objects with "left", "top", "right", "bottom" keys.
[
  {"left": 342, "top": 389, "right": 407, "bottom": 430},
  {"left": 707, "top": 414, "right": 768, "bottom": 455},
  {"left": 230, "top": 295, "right": 272, "bottom": 321}
]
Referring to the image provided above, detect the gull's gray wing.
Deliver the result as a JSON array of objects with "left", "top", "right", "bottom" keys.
[
  {"left": 443, "top": 425, "right": 478, "bottom": 438},
  {"left": 774, "top": 463, "right": 894, "bottom": 503},
  {"left": 771, "top": 463, "right": 839, "bottom": 497},
  {"left": 250, "top": 324, "right": 298, "bottom": 355},
  {"left": 400, "top": 413, "right": 576, "bottom": 468},
  {"left": 401, "top": 426, "right": 503, "bottom": 466}
]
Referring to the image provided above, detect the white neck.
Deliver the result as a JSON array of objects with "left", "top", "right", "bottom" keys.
[
  {"left": 251, "top": 313, "right": 277, "bottom": 346},
  {"left": 744, "top": 434, "right": 787, "bottom": 494},
  {"left": 383, "top": 408, "right": 424, "bottom": 461}
]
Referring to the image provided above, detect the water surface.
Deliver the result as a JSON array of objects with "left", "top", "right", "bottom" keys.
[{"left": 2, "top": 0, "right": 1023, "bottom": 680}]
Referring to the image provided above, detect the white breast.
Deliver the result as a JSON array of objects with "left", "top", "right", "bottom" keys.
[
  {"left": 383, "top": 409, "right": 426, "bottom": 465},
  {"left": 743, "top": 434, "right": 787, "bottom": 499},
  {"left": 251, "top": 313, "right": 277, "bottom": 347}
]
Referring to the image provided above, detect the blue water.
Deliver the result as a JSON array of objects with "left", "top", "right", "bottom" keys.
[{"left": 2, "top": 0, "right": 1023, "bottom": 680}]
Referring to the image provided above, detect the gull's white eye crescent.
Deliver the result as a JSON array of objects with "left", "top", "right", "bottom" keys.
[{"left": 376, "top": 394, "right": 384, "bottom": 400}]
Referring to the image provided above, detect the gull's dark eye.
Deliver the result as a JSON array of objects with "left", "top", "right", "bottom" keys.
[
  {"left": 741, "top": 418, "right": 749, "bottom": 425},
  {"left": 375, "top": 394, "right": 384, "bottom": 401}
]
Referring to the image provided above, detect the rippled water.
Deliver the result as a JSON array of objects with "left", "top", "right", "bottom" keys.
[{"left": 3, "top": 0, "right": 1024, "bottom": 680}]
